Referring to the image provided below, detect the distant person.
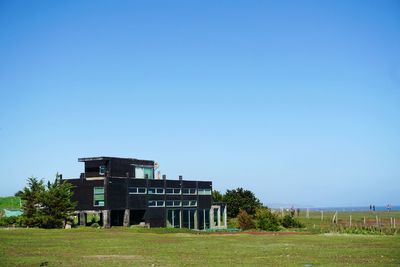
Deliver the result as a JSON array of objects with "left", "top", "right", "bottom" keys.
[
  {"left": 296, "top": 208, "right": 300, "bottom": 217},
  {"left": 373, "top": 205, "right": 375, "bottom": 211},
  {"left": 369, "top": 205, "right": 372, "bottom": 211}
]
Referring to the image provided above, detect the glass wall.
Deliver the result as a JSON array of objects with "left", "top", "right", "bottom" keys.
[
  {"left": 166, "top": 209, "right": 180, "bottom": 228},
  {"left": 182, "top": 209, "right": 197, "bottom": 229}
]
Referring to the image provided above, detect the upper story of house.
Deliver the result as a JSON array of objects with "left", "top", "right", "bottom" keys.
[
  {"left": 78, "top": 156, "right": 157, "bottom": 180},
  {"left": 68, "top": 156, "right": 213, "bottom": 211}
]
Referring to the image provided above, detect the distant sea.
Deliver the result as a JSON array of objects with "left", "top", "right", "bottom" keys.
[
  {"left": 268, "top": 204, "right": 400, "bottom": 212},
  {"left": 308, "top": 206, "right": 400, "bottom": 212}
]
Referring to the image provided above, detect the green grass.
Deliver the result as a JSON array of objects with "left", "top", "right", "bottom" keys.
[
  {"left": 0, "top": 227, "right": 399, "bottom": 266},
  {"left": 0, "top": 197, "right": 21, "bottom": 210}
]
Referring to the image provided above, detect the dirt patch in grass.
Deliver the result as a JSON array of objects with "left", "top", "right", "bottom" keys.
[{"left": 84, "top": 255, "right": 146, "bottom": 260}]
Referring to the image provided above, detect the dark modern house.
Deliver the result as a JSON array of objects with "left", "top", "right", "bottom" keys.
[{"left": 67, "top": 156, "right": 227, "bottom": 229}]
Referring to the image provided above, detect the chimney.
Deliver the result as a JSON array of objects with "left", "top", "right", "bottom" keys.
[
  {"left": 179, "top": 175, "right": 183, "bottom": 181},
  {"left": 162, "top": 174, "right": 166, "bottom": 180}
]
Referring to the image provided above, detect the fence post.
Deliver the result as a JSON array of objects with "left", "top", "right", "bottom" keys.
[
  {"left": 306, "top": 208, "right": 309, "bottom": 219},
  {"left": 376, "top": 215, "right": 379, "bottom": 227},
  {"left": 390, "top": 217, "right": 393, "bottom": 229},
  {"left": 321, "top": 210, "right": 324, "bottom": 221},
  {"left": 281, "top": 208, "right": 284, "bottom": 217},
  {"left": 332, "top": 211, "right": 337, "bottom": 224},
  {"left": 363, "top": 217, "right": 366, "bottom": 226},
  {"left": 394, "top": 218, "right": 396, "bottom": 229},
  {"left": 349, "top": 215, "right": 352, "bottom": 227}
]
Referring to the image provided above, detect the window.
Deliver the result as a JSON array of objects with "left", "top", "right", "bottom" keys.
[
  {"left": 148, "top": 188, "right": 164, "bottom": 194},
  {"left": 148, "top": 200, "right": 164, "bottom": 207},
  {"left": 198, "top": 189, "right": 212, "bottom": 195},
  {"left": 167, "top": 209, "right": 181, "bottom": 228},
  {"left": 182, "top": 200, "right": 197, "bottom": 207},
  {"left": 135, "top": 167, "right": 144, "bottom": 179},
  {"left": 144, "top": 167, "right": 153, "bottom": 179},
  {"left": 93, "top": 187, "right": 105, "bottom": 207},
  {"left": 99, "top": 166, "right": 106, "bottom": 175},
  {"left": 182, "top": 188, "right": 197, "bottom": 195},
  {"left": 166, "top": 188, "right": 181, "bottom": 195},
  {"left": 138, "top": 188, "right": 146, "bottom": 194},
  {"left": 128, "top": 187, "right": 147, "bottom": 194},
  {"left": 156, "top": 188, "right": 164, "bottom": 194},
  {"left": 135, "top": 166, "right": 154, "bottom": 179},
  {"left": 166, "top": 200, "right": 181, "bottom": 207}
]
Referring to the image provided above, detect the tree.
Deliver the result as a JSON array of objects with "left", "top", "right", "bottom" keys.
[
  {"left": 14, "top": 190, "right": 23, "bottom": 197},
  {"left": 39, "top": 174, "right": 76, "bottom": 228},
  {"left": 223, "top": 188, "right": 262, "bottom": 218},
  {"left": 20, "top": 177, "right": 45, "bottom": 227},
  {"left": 255, "top": 207, "right": 280, "bottom": 231},
  {"left": 20, "top": 174, "right": 76, "bottom": 228},
  {"left": 212, "top": 190, "right": 224, "bottom": 202}
]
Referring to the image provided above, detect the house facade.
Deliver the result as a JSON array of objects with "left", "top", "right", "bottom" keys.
[{"left": 67, "top": 156, "right": 227, "bottom": 229}]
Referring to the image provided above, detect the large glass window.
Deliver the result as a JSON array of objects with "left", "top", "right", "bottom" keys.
[
  {"left": 182, "top": 209, "right": 196, "bottom": 229},
  {"left": 135, "top": 166, "right": 154, "bottom": 179},
  {"left": 135, "top": 167, "right": 144, "bottom": 178},
  {"left": 144, "top": 167, "right": 153, "bottom": 179},
  {"left": 93, "top": 187, "right": 104, "bottom": 207},
  {"left": 198, "top": 209, "right": 210, "bottom": 230},
  {"left": 167, "top": 209, "right": 180, "bottom": 228}
]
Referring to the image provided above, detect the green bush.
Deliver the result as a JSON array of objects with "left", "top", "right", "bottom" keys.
[
  {"left": 281, "top": 214, "right": 304, "bottom": 228},
  {"left": 255, "top": 208, "right": 280, "bottom": 231},
  {"left": 237, "top": 209, "right": 254, "bottom": 230},
  {"left": 0, "top": 216, "right": 22, "bottom": 227}
]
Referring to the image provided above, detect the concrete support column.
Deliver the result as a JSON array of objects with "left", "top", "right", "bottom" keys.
[
  {"left": 103, "top": 210, "right": 111, "bottom": 228},
  {"left": 79, "top": 212, "right": 86, "bottom": 226},
  {"left": 224, "top": 206, "right": 228, "bottom": 228},
  {"left": 217, "top": 207, "right": 221, "bottom": 227},
  {"left": 194, "top": 210, "right": 198, "bottom": 230},
  {"left": 123, "top": 209, "right": 130, "bottom": 227},
  {"left": 210, "top": 208, "right": 215, "bottom": 228}
]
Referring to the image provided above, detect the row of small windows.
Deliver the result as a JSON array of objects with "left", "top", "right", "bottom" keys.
[
  {"left": 148, "top": 200, "right": 197, "bottom": 207},
  {"left": 128, "top": 187, "right": 211, "bottom": 195}
]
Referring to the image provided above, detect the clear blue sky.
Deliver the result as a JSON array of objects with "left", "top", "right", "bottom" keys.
[{"left": 1, "top": 0, "right": 399, "bottom": 207}]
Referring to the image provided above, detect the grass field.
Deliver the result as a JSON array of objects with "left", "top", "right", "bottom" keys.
[
  {"left": 294, "top": 210, "right": 400, "bottom": 234},
  {"left": 0, "top": 228, "right": 399, "bottom": 266}
]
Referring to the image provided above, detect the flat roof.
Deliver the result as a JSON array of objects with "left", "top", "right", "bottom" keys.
[{"left": 78, "top": 156, "right": 154, "bottom": 162}]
